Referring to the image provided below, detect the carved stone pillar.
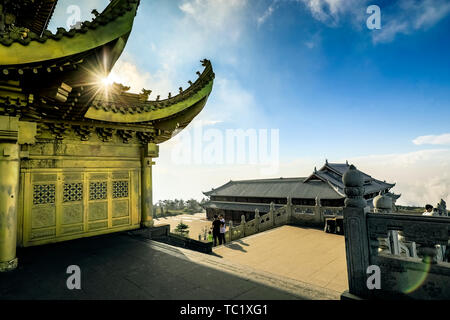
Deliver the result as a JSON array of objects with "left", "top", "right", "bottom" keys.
[
  {"left": 241, "top": 215, "right": 246, "bottom": 236},
  {"left": 269, "top": 202, "right": 275, "bottom": 226},
  {"left": 286, "top": 196, "right": 292, "bottom": 221},
  {"left": 342, "top": 165, "right": 370, "bottom": 298},
  {"left": 254, "top": 209, "right": 260, "bottom": 232},
  {"left": 0, "top": 116, "right": 20, "bottom": 272},
  {"left": 141, "top": 143, "right": 159, "bottom": 228}
]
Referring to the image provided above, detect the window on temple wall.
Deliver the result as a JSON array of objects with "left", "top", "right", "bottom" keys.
[
  {"left": 113, "top": 181, "right": 129, "bottom": 199},
  {"left": 89, "top": 182, "right": 107, "bottom": 201},
  {"left": 63, "top": 183, "right": 83, "bottom": 203},
  {"left": 33, "top": 184, "right": 56, "bottom": 205}
]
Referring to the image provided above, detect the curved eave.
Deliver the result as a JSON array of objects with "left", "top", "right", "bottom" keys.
[
  {"left": 153, "top": 95, "right": 210, "bottom": 144},
  {"left": 85, "top": 79, "right": 214, "bottom": 123},
  {"left": 0, "top": 0, "right": 138, "bottom": 66}
]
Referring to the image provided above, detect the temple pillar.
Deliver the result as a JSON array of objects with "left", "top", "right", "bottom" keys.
[
  {"left": 0, "top": 116, "right": 20, "bottom": 272},
  {"left": 141, "top": 143, "right": 159, "bottom": 228}
]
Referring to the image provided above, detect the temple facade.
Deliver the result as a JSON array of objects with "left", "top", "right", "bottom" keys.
[
  {"left": 0, "top": 0, "right": 214, "bottom": 271},
  {"left": 203, "top": 161, "right": 400, "bottom": 223}
]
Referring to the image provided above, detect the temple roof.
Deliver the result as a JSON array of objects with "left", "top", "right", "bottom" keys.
[
  {"left": 204, "top": 177, "right": 344, "bottom": 199},
  {"left": 0, "top": 0, "right": 215, "bottom": 145},
  {"left": 1, "top": 0, "right": 58, "bottom": 37},
  {"left": 85, "top": 59, "right": 215, "bottom": 124},
  {"left": 202, "top": 201, "right": 284, "bottom": 213},
  {"left": 203, "top": 162, "right": 397, "bottom": 200},
  {"left": 0, "top": 0, "right": 139, "bottom": 63},
  {"left": 304, "top": 161, "right": 395, "bottom": 195}
]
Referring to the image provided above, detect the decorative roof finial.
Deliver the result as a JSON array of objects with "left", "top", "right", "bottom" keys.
[
  {"left": 346, "top": 160, "right": 349, "bottom": 166},
  {"left": 325, "top": 159, "right": 328, "bottom": 165},
  {"left": 139, "top": 88, "right": 152, "bottom": 101}
]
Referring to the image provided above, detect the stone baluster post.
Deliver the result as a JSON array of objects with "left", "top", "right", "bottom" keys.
[
  {"left": 269, "top": 202, "right": 275, "bottom": 226},
  {"left": 315, "top": 196, "right": 322, "bottom": 224},
  {"left": 254, "top": 209, "right": 260, "bottom": 232},
  {"left": 241, "top": 215, "right": 246, "bottom": 237},
  {"left": 373, "top": 192, "right": 399, "bottom": 254},
  {"left": 342, "top": 165, "right": 370, "bottom": 298},
  {"left": 0, "top": 116, "right": 20, "bottom": 272},
  {"left": 228, "top": 221, "right": 233, "bottom": 242},
  {"left": 286, "top": 196, "right": 292, "bottom": 219}
]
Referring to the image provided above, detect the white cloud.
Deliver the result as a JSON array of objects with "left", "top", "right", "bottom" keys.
[
  {"left": 373, "top": 0, "right": 450, "bottom": 44},
  {"left": 178, "top": 0, "right": 248, "bottom": 43},
  {"left": 154, "top": 148, "right": 450, "bottom": 208},
  {"left": 347, "top": 149, "right": 450, "bottom": 206},
  {"left": 107, "top": 55, "right": 175, "bottom": 95},
  {"left": 257, "top": 1, "right": 278, "bottom": 26},
  {"left": 413, "top": 133, "right": 450, "bottom": 145}
]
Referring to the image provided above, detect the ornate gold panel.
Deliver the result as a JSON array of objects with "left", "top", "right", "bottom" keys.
[
  {"left": 113, "top": 218, "right": 130, "bottom": 227},
  {"left": 112, "top": 181, "right": 129, "bottom": 199},
  {"left": 63, "top": 174, "right": 83, "bottom": 181},
  {"left": 62, "top": 225, "right": 84, "bottom": 235},
  {"left": 32, "top": 174, "right": 57, "bottom": 182},
  {"left": 63, "top": 183, "right": 83, "bottom": 203},
  {"left": 62, "top": 203, "right": 84, "bottom": 225},
  {"left": 89, "top": 202, "right": 108, "bottom": 221},
  {"left": 31, "top": 229, "right": 56, "bottom": 240},
  {"left": 31, "top": 206, "right": 56, "bottom": 229},
  {"left": 33, "top": 184, "right": 55, "bottom": 205},
  {"left": 89, "top": 173, "right": 108, "bottom": 180},
  {"left": 22, "top": 166, "right": 141, "bottom": 247},
  {"left": 112, "top": 172, "right": 129, "bottom": 180},
  {"left": 112, "top": 200, "right": 129, "bottom": 218},
  {"left": 89, "top": 221, "right": 108, "bottom": 231}
]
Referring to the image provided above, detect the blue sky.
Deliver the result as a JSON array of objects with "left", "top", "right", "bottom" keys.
[{"left": 50, "top": 0, "right": 450, "bottom": 206}]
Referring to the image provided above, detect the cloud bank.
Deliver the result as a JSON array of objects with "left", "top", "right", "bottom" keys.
[{"left": 413, "top": 133, "right": 450, "bottom": 146}]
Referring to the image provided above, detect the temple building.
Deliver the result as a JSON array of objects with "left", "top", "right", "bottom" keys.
[
  {"left": 0, "top": 0, "right": 214, "bottom": 271},
  {"left": 203, "top": 161, "right": 400, "bottom": 223}
]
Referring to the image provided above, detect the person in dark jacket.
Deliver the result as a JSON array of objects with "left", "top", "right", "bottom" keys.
[{"left": 211, "top": 215, "right": 222, "bottom": 246}]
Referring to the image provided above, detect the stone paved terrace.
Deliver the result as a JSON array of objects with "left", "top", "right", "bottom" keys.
[
  {"left": 0, "top": 229, "right": 342, "bottom": 300},
  {"left": 154, "top": 212, "right": 216, "bottom": 240},
  {"left": 214, "top": 225, "right": 348, "bottom": 294}
]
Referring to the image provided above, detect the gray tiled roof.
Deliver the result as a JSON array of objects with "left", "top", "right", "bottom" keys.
[
  {"left": 204, "top": 177, "right": 344, "bottom": 199},
  {"left": 204, "top": 162, "right": 396, "bottom": 200},
  {"left": 203, "top": 201, "right": 284, "bottom": 213}
]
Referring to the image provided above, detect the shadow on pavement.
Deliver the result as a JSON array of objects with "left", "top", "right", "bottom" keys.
[{"left": 0, "top": 232, "right": 307, "bottom": 300}]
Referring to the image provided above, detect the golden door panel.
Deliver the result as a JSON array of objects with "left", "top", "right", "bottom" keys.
[{"left": 22, "top": 169, "right": 140, "bottom": 247}]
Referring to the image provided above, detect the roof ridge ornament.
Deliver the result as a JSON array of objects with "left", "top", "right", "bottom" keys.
[{"left": 139, "top": 88, "right": 152, "bottom": 101}]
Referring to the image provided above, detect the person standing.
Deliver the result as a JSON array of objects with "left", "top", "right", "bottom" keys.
[
  {"left": 423, "top": 204, "right": 434, "bottom": 216},
  {"left": 211, "top": 215, "right": 221, "bottom": 246},
  {"left": 219, "top": 214, "right": 226, "bottom": 245}
]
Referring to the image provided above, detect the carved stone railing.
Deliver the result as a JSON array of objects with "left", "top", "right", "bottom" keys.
[
  {"left": 227, "top": 202, "right": 290, "bottom": 242},
  {"left": 342, "top": 165, "right": 450, "bottom": 300},
  {"left": 224, "top": 198, "right": 344, "bottom": 243}
]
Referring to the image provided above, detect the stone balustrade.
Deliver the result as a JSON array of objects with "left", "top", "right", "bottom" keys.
[
  {"left": 226, "top": 197, "right": 344, "bottom": 242},
  {"left": 342, "top": 165, "right": 450, "bottom": 300}
]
